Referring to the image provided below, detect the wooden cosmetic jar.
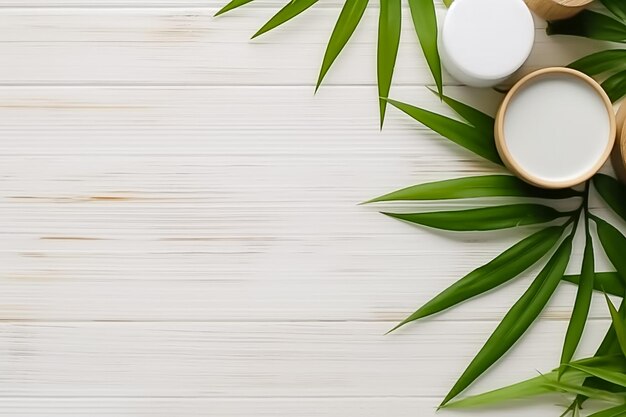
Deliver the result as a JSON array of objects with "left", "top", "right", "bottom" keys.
[{"left": 495, "top": 68, "right": 616, "bottom": 189}]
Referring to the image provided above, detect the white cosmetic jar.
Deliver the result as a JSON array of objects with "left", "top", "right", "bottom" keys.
[
  {"left": 439, "top": 0, "right": 535, "bottom": 87},
  {"left": 495, "top": 68, "right": 616, "bottom": 189}
]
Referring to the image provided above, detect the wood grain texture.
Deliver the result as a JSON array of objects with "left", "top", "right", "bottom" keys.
[
  {"left": 0, "top": 8, "right": 612, "bottom": 86},
  {"left": 0, "top": 3, "right": 620, "bottom": 416}
]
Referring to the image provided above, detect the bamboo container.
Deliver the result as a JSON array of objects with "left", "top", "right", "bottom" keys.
[
  {"left": 495, "top": 67, "right": 616, "bottom": 189},
  {"left": 612, "top": 104, "right": 626, "bottom": 183},
  {"left": 524, "top": 0, "right": 594, "bottom": 21}
]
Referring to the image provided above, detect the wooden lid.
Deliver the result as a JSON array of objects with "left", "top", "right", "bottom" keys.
[
  {"left": 524, "top": 0, "right": 594, "bottom": 20},
  {"left": 612, "top": 104, "right": 626, "bottom": 183},
  {"left": 495, "top": 67, "right": 616, "bottom": 189}
]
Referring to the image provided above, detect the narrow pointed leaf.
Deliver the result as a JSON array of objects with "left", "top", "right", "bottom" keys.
[
  {"left": 446, "top": 355, "right": 625, "bottom": 409},
  {"left": 606, "top": 293, "right": 626, "bottom": 358},
  {"left": 367, "top": 175, "right": 581, "bottom": 203},
  {"left": 441, "top": 238, "right": 573, "bottom": 405},
  {"left": 561, "top": 230, "right": 595, "bottom": 372},
  {"left": 547, "top": 10, "right": 626, "bottom": 43},
  {"left": 600, "top": 0, "right": 626, "bottom": 22},
  {"left": 563, "top": 272, "right": 625, "bottom": 298},
  {"left": 389, "top": 226, "right": 563, "bottom": 332},
  {"left": 594, "top": 217, "right": 626, "bottom": 284},
  {"left": 316, "top": 0, "right": 369, "bottom": 90},
  {"left": 442, "top": 0, "right": 453, "bottom": 6},
  {"left": 214, "top": 0, "right": 254, "bottom": 16},
  {"left": 569, "top": 50, "right": 626, "bottom": 77},
  {"left": 543, "top": 379, "right": 625, "bottom": 403},
  {"left": 386, "top": 98, "right": 502, "bottom": 164},
  {"left": 383, "top": 204, "right": 568, "bottom": 232},
  {"left": 602, "top": 69, "right": 626, "bottom": 102},
  {"left": 377, "top": 0, "right": 401, "bottom": 126},
  {"left": 568, "top": 363, "right": 626, "bottom": 389},
  {"left": 408, "top": 0, "right": 442, "bottom": 96},
  {"left": 445, "top": 369, "right": 585, "bottom": 409},
  {"left": 435, "top": 91, "right": 495, "bottom": 134},
  {"left": 589, "top": 404, "right": 626, "bottom": 417},
  {"left": 252, "top": 0, "right": 318, "bottom": 38},
  {"left": 594, "top": 174, "right": 626, "bottom": 223}
]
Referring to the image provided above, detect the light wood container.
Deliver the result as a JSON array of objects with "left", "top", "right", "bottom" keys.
[
  {"left": 495, "top": 67, "right": 616, "bottom": 189},
  {"left": 524, "top": 0, "right": 594, "bottom": 20},
  {"left": 612, "top": 104, "right": 626, "bottom": 183}
]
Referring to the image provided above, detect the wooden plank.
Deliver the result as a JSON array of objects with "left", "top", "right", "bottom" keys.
[
  {"left": 0, "top": 320, "right": 612, "bottom": 398},
  {"left": 0, "top": 8, "right": 609, "bottom": 86},
  {"left": 0, "top": 85, "right": 619, "bottom": 322}
]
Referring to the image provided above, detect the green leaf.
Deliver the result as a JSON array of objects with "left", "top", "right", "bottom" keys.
[
  {"left": 252, "top": 0, "right": 319, "bottom": 38},
  {"left": 383, "top": 204, "right": 568, "bottom": 232},
  {"left": 366, "top": 175, "right": 581, "bottom": 203},
  {"left": 388, "top": 226, "right": 563, "bottom": 332},
  {"left": 445, "top": 355, "right": 626, "bottom": 409},
  {"left": 214, "top": 0, "right": 254, "bottom": 16},
  {"left": 560, "top": 230, "right": 595, "bottom": 373},
  {"left": 594, "top": 174, "right": 626, "bottom": 223},
  {"left": 602, "top": 69, "right": 626, "bottom": 103},
  {"left": 444, "top": 369, "right": 586, "bottom": 409},
  {"left": 543, "top": 379, "right": 625, "bottom": 403},
  {"left": 594, "top": 217, "right": 626, "bottom": 285},
  {"left": 606, "top": 293, "right": 626, "bottom": 359},
  {"left": 435, "top": 91, "right": 495, "bottom": 134},
  {"left": 563, "top": 272, "right": 625, "bottom": 298},
  {"left": 600, "top": 0, "right": 626, "bottom": 22},
  {"left": 547, "top": 10, "right": 626, "bottom": 43},
  {"left": 567, "top": 363, "right": 626, "bottom": 389},
  {"left": 568, "top": 50, "right": 626, "bottom": 77},
  {"left": 442, "top": 0, "right": 453, "bottom": 6},
  {"left": 408, "top": 0, "right": 442, "bottom": 96},
  {"left": 588, "top": 403, "right": 626, "bottom": 417},
  {"left": 441, "top": 238, "right": 573, "bottom": 406},
  {"left": 385, "top": 98, "right": 502, "bottom": 164},
  {"left": 377, "top": 0, "right": 401, "bottom": 127},
  {"left": 316, "top": 0, "right": 369, "bottom": 90}
]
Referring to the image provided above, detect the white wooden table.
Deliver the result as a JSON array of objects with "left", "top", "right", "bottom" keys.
[{"left": 0, "top": 2, "right": 619, "bottom": 416}]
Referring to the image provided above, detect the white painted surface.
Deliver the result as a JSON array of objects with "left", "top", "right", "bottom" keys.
[
  {"left": 503, "top": 72, "right": 613, "bottom": 185},
  {"left": 0, "top": 2, "right": 619, "bottom": 416},
  {"left": 439, "top": 0, "right": 534, "bottom": 86}
]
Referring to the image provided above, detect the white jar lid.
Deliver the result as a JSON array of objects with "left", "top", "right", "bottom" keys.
[
  {"left": 495, "top": 68, "right": 616, "bottom": 189},
  {"left": 440, "top": 0, "right": 535, "bottom": 87}
]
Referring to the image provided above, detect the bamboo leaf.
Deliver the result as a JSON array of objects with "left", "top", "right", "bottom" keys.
[
  {"left": 389, "top": 226, "right": 563, "bottom": 332},
  {"left": 446, "top": 355, "right": 626, "bottom": 409},
  {"left": 606, "top": 293, "right": 626, "bottom": 359},
  {"left": 316, "top": 0, "right": 369, "bottom": 90},
  {"left": 602, "top": 70, "right": 626, "bottom": 103},
  {"left": 588, "top": 403, "right": 626, "bottom": 417},
  {"left": 441, "top": 238, "right": 573, "bottom": 406},
  {"left": 408, "top": 0, "right": 442, "bottom": 96},
  {"left": 563, "top": 272, "right": 625, "bottom": 298},
  {"left": 386, "top": 98, "right": 502, "bottom": 164},
  {"left": 561, "top": 230, "right": 595, "bottom": 373},
  {"left": 377, "top": 0, "right": 401, "bottom": 127},
  {"left": 543, "top": 379, "right": 625, "bottom": 403},
  {"left": 252, "top": 0, "right": 319, "bottom": 38},
  {"left": 594, "top": 217, "right": 626, "bottom": 285},
  {"left": 568, "top": 363, "right": 626, "bottom": 389},
  {"left": 594, "top": 174, "right": 626, "bottom": 223},
  {"left": 547, "top": 11, "right": 626, "bottom": 43},
  {"left": 383, "top": 204, "right": 568, "bottom": 232},
  {"left": 600, "top": 0, "right": 626, "bottom": 22},
  {"left": 445, "top": 369, "right": 585, "bottom": 409},
  {"left": 568, "top": 50, "right": 626, "bottom": 77},
  {"left": 367, "top": 175, "right": 581, "bottom": 203},
  {"left": 214, "top": 0, "right": 254, "bottom": 16},
  {"left": 434, "top": 91, "right": 495, "bottom": 134}
]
